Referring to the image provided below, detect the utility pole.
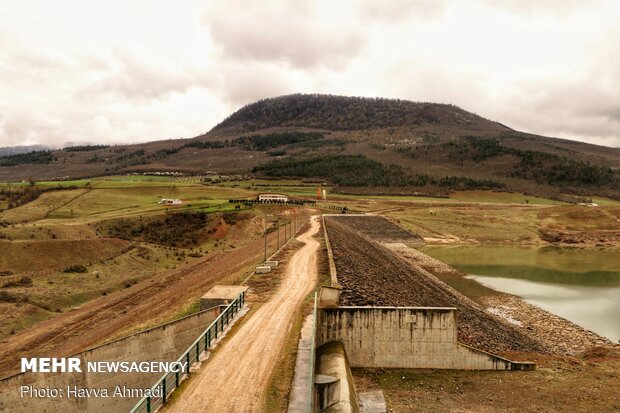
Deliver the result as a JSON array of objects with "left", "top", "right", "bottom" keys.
[{"left": 264, "top": 224, "right": 267, "bottom": 261}]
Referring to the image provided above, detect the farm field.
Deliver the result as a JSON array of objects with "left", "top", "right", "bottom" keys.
[{"left": 0, "top": 177, "right": 285, "bottom": 347}]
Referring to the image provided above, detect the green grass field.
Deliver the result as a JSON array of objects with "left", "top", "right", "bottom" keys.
[{"left": 46, "top": 185, "right": 254, "bottom": 220}]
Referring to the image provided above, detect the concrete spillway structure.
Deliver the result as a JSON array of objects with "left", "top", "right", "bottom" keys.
[{"left": 318, "top": 306, "right": 533, "bottom": 370}]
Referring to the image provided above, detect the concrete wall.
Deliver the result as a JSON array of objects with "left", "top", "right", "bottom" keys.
[
  {"left": 316, "top": 342, "right": 359, "bottom": 413},
  {"left": 318, "top": 307, "right": 516, "bottom": 370},
  {"left": 319, "top": 285, "right": 341, "bottom": 308},
  {"left": 0, "top": 306, "right": 221, "bottom": 413},
  {"left": 321, "top": 215, "right": 339, "bottom": 287}
]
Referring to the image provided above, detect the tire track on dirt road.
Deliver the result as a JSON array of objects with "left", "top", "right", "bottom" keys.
[{"left": 167, "top": 216, "right": 321, "bottom": 413}]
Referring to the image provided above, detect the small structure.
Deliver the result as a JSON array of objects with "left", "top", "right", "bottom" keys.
[
  {"left": 257, "top": 193, "right": 288, "bottom": 202},
  {"left": 200, "top": 285, "right": 248, "bottom": 311},
  {"left": 255, "top": 265, "right": 272, "bottom": 274},
  {"left": 159, "top": 198, "right": 182, "bottom": 205}
]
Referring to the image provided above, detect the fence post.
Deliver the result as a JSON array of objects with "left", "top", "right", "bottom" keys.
[
  {"left": 176, "top": 370, "right": 180, "bottom": 388},
  {"left": 162, "top": 377, "right": 167, "bottom": 404},
  {"left": 196, "top": 342, "right": 200, "bottom": 361},
  {"left": 147, "top": 396, "right": 151, "bottom": 413},
  {"left": 186, "top": 353, "right": 190, "bottom": 376}
]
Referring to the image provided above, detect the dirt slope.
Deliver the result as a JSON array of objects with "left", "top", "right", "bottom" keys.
[
  {"left": 0, "top": 227, "right": 270, "bottom": 378},
  {"left": 168, "top": 217, "right": 320, "bottom": 413}
]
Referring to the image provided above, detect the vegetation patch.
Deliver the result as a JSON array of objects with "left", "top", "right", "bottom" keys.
[
  {"left": 0, "top": 185, "right": 79, "bottom": 211},
  {"left": 399, "top": 137, "right": 619, "bottom": 190},
  {"left": 63, "top": 265, "right": 88, "bottom": 273},
  {"left": 185, "top": 131, "right": 339, "bottom": 152},
  {"left": 64, "top": 145, "right": 110, "bottom": 152},
  {"left": 1, "top": 276, "right": 33, "bottom": 288},
  {"left": 212, "top": 94, "right": 487, "bottom": 132},
  {"left": 0, "top": 150, "right": 56, "bottom": 167},
  {"left": 99, "top": 211, "right": 209, "bottom": 247},
  {"left": 253, "top": 155, "right": 505, "bottom": 189}
]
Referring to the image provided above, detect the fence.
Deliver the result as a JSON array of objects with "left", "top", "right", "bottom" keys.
[
  {"left": 129, "top": 291, "right": 246, "bottom": 413},
  {"left": 229, "top": 198, "right": 313, "bottom": 206}
]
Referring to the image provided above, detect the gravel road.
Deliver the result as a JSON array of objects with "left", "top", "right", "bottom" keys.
[{"left": 168, "top": 216, "right": 320, "bottom": 412}]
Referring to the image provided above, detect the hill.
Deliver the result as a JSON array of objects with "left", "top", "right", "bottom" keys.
[
  {"left": 0, "top": 94, "right": 619, "bottom": 199},
  {"left": 210, "top": 93, "right": 510, "bottom": 135},
  {"left": 0, "top": 145, "right": 51, "bottom": 158}
]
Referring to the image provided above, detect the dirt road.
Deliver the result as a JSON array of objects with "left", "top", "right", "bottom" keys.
[{"left": 168, "top": 216, "right": 320, "bottom": 413}]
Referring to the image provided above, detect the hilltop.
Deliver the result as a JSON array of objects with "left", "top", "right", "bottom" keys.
[
  {"left": 0, "top": 94, "right": 619, "bottom": 200},
  {"left": 210, "top": 94, "right": 509, "bottom": 135}
]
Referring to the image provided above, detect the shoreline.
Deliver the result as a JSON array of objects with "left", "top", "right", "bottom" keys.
[
  {"left": 386, "top": 242, "right": 617, "bottom": 355},
  {"left": 482, "top": 294, "right": 613, "bottom": 355}
]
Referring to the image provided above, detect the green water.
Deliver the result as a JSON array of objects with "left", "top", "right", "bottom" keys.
[{"left": 419, "top": 245, "right": 620, "bottom": 342}]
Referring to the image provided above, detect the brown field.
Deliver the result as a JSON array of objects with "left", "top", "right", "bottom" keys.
[
  {"left": 355, "top": 347, "right": 620, "bottom": 413},
  {"left": 0, "top": 238, "right": 130, "bottom": 274}
]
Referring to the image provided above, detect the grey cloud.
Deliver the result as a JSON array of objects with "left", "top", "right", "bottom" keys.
[
  {"left": 207, "top": 62, "right": 298, "bottom": 108},
  {"left": 78, "top": 54, "right": 209, "bottom": 101},
  {"left": 203, "top": 1, "right": 367, "bottom": 69},
  {"left": 0, "top": 111, "right": 66, "bottom": 147},
  {"left": 491, "top": 79, "right": 620, "bottom": 146},
  {"left": 484, "top": 0, "right": 606, "bottom": 15},
  {"left": 356, "top": 0, "right": 445, "bottom": 22},
  {"left": 381, "top": 61, "right": 489, "bottom": 111}
]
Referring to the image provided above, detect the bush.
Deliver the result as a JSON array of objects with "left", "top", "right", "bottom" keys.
[
  {"left": 1, "top": 276, "right": 33, "bottom": 288},
  {"left": 63, "top": 265, "right": 88, "bottom": 273},
  {"left": 0, "top": 291, "right": 21, "bottom": 302}
]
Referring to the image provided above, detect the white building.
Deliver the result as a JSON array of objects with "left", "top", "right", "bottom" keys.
[
  {"left": 257, "top": 193, "right": 288, "bottom": 202},
  {"left": 159, "top": 198, "right": 182, "bottom": 205}
]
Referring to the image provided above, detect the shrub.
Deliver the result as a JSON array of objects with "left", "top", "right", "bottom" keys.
[
  {"left": 1, "top": 276, "right": 33, "bottom": 288},
  {"left": 63, "top": 265, "right": 88, "bottom": 273}
]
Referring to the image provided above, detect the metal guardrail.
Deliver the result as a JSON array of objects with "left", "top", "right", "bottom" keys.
[{"left": 129, "top": 291, "right": 245, "bottom": 413}]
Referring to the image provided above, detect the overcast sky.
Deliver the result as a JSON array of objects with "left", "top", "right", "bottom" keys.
[{"left": 1, "top": 0, "right": 619, "bottom": 148}]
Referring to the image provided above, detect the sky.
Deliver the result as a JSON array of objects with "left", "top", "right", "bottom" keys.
[{"left": 0, "top": 0, "right": 619, "bottom": 148}]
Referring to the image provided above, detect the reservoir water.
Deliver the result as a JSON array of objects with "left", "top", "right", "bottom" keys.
[{"left": 419, "top": 245, "right": 620, "bottom": 343}]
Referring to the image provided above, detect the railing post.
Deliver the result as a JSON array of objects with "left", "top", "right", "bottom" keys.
[
  {"left": 175, "top": 370, "right": 180, "bottom": 388},
  {"left": 196, "top": 341, "right": 200, "bottom": 362},
  {"left": 186, "top": 352, "right": 190, "bottom": 376},
  {"left": 147, "top": 396, "right": 151, "bottom": 413},
  {"left": 162, "top": 377, "right": 167, "bottom": 404},
  {"left": 207, "top": 328, "right": 212, "bottom": 347}
]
